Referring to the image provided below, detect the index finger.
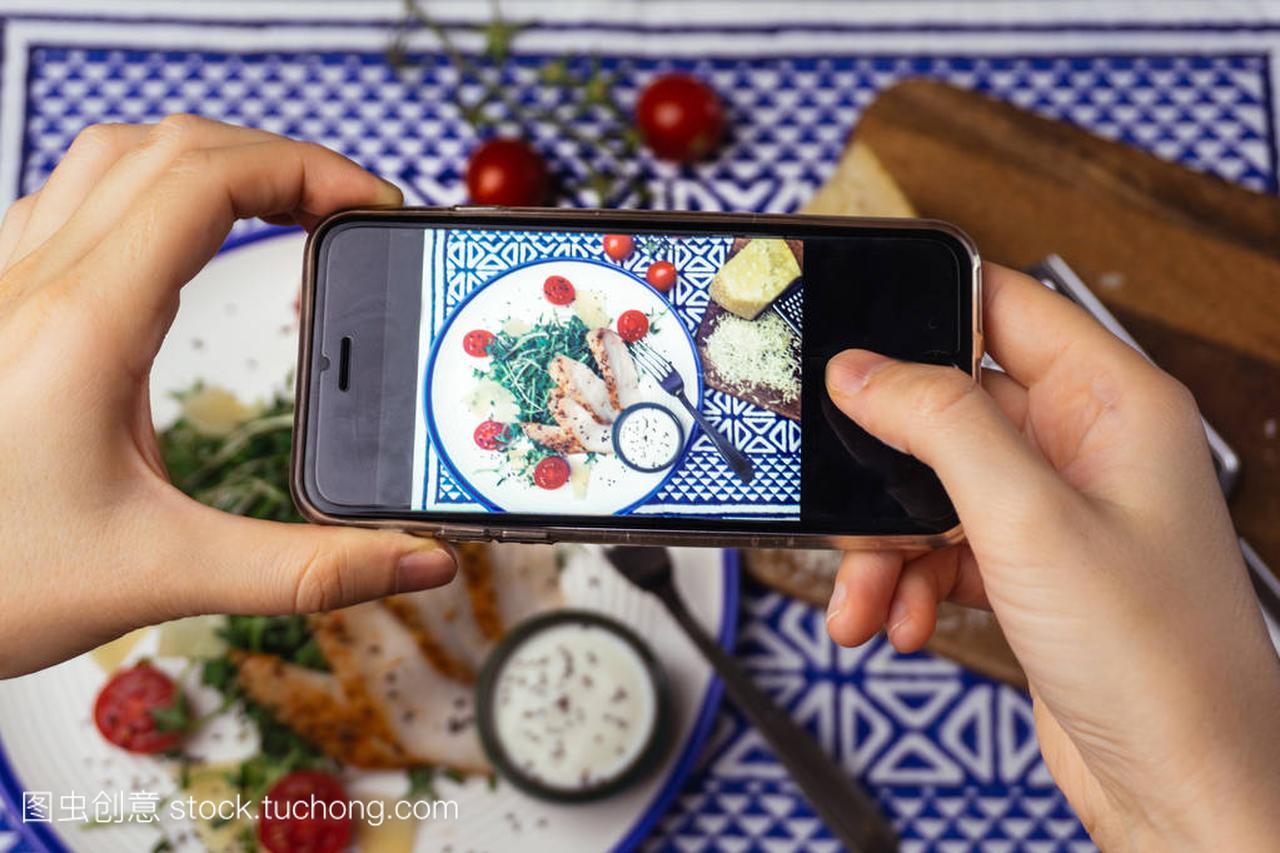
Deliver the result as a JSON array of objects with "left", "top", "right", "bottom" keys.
[
  {"left": 76, "top": 138, "right": 400, "bottom": 322},
  {"left": 982, "top": 263, "right": 1154, "bottom": 389}
]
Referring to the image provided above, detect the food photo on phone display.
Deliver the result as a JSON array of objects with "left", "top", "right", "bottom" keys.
[{"left": 414, "top": 228, "right": 804, "bottom": 520}]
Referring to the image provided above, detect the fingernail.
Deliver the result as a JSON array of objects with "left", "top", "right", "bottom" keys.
[
  {"left": 827, "top": 350, "right": 895, "bottom": 394},
  {"left": 395, "top": 547, "right": 454, "bottom": 593},
  {"left": 826, "top": 580, "right": 848, "bottom": 623},
  {"left": 887, "top": 598, "right": 911, "bottom": 639}
]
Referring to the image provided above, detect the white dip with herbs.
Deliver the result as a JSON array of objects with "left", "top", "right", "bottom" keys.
[
  {"left": 491, "top": 622, "right": 658, "bottom": 791},
  {"left": 615, "top": 406, "right": 681, "bottom": 471}
]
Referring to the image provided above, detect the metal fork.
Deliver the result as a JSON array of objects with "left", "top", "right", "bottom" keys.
[
  {"left": 630, "top": 339, "right": 754, "bottom": 483},
  {"left": 605, "top": 546, "right": 899, "bottom": 853}
]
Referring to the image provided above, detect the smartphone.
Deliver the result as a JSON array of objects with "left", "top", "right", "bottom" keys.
[{"left": 292, "top": 208, "right": 980, "bottom": 549}]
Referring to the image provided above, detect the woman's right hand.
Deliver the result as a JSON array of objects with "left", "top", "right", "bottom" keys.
[{"left": 823, "top": 264, "right": 1280, "bottom": 851}]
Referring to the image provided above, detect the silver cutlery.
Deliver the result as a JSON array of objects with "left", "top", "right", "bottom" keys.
[
  {"left": 630, "top": 339, "right": 754, "bottom": 483},
  {"left": 605, "top": 546, "right": 899, "bottom": 853}
]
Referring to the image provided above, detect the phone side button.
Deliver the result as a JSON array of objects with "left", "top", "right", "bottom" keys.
[
  {"left": 496, "top": 529, "right": 548, "bottom": 543},
  {"left": 437, "top": 525, "right": 491, "bottom": 542}
]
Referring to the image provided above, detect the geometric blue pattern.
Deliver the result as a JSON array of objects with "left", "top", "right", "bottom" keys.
[
  {"left": 644, "top": 581, "right": 1098, "bottom": 852},
  {"left": 5, "top": 6, "right": 1279, "bottom": 851},
  {"left": 421, "top": 228, "right": 802, "bottom": 515}
]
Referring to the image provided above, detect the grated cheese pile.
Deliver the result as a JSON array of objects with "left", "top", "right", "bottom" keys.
[{"left": 704, "top": 311, "right": 801, "bottom": 402}]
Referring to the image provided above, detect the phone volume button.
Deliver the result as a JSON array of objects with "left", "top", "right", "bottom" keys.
[
  {"left": 438, "top": 525, "right": 490, "bottom": 542},
  {"left": 496, "top": 529, "right": 548, "bottom": 543}
]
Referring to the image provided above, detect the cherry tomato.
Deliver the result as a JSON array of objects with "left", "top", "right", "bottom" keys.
[
  {"left": 258, "top": 770, "right": 352, "bottom": 853},
  {"left": 645, "top": 261, "right": 677, "bottom": 292},
  {"left": 93, "top": 664, "right": 184, "bottom": 754},
  {"left": 533, "top": 456, "right": 570, "bottom": 490},
  {"left": 465, "top": 138, "right": 551, "bottom": 206},
  {"left": 617, "top": 310, "right": 650, "bottom": 343},
  {"left": 463, "top": 329, "right": 495, "bottom": 358},
  {"left": 474, "top": 420, "right": 511, "bottom": 451},
  {"left": 635, "top": 74, "right": 726, "bottom": 162},
  {"left": 543, "top": 275, "right": 576, "bottom": 306},
  {"left": 603, "top": 234, "right": 634, "bottom": 262}
]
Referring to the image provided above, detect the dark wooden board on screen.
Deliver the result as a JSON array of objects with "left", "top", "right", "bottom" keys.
[
  {"left": 847, "top": 78, "right": 1280, "bottom": 575},
  {"left": 694, "top": 237, "right": 804, "bottom": 421}
]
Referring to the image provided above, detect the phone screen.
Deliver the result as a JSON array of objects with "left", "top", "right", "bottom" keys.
[{"left": 302, "top": 211, "right": 975, "bottom": 539}]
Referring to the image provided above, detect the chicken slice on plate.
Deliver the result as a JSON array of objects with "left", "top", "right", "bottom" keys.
[
  {"left": 520, "top": 422, "right": 585, "bottom": 456},
  {"left": 311, "top": 604, "right": 491, "bottom": 773},
  {"left": 588, "top": 328, "right": 644, "bottom": 411},
  {"left": 384, "top": 579, "right": 490, "bottom": 683},
  {"left": 550, "top": 388, "right": 613, "bottom": 454},
  {"left": 487, "top": 543, "right": 564, "bottom": 628},
  {"left": 233, "top": 652, "right": 407, "bottom": 768},
  {"left": 549, "top": 354, "right": 616, "bottom": 424}
]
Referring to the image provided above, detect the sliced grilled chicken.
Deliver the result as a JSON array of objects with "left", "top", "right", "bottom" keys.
[
  {"left": 588, "top": 328, "right": 644, "bottom": 411},
  {"left": 551, "top": 388, "right": 613, "bottom": 454},
  {"left": 521, "top": 422, "right": 585, "bottom": 455},
  {"left": 549, "top": 355, "right": 616, "bottom": 424},
  {"left": 233, "top": 652, "right": 407, "bottom": 768},
  {"left": 488, "top": 543, "right": 563, "bottom": 628},
  {"left": 311, "top": 604, "right": 490, "bottom": 773},
  {"left": 384, "top": 584, "right": 489, "bottom": 684}
]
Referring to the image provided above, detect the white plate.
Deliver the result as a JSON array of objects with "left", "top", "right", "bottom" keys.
[
  {"left": 0, "top": 233, "right": 735, "bottom": 853},
  {"left": 426, "top": 258, "right": 701, "bottom": 515}
]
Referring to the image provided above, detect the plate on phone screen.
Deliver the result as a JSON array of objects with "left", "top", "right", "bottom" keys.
[
  {"left": 425, "top": 258, "right": 702, "bottom": 516},
  {"left": 0, "top": 233, "right": 735, "bottom": 853}
]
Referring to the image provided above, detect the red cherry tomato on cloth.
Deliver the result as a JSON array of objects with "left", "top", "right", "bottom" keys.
[
  {"left": 645, "top": 261, "right": 677, "bottom": 293},
  {"left": 534, "top": 456, "right": 570, "bottom": 490},
  {"left": 93, "top": 663, "right": 184, "bottom": 754},
  {"left": 463, "top": 329, "right": 495, "bottom": 357},
  {"left": 258, "top": 770, "right": 353, "bottom": 853},
  {"left": 603, "top": 234, "right": 635, "bottom": 262},
  {"left": 474, "top": 420, "right": 511, "bottom": 451},
  {"left": 465, "top": 138, "right": 550, "bottom": 206},
  {"left": 543, "top": 275, "right": 576, "bottom": 306},
  {"left": 617, "top": 310, "right": 650, "bottom": 343},
  {"left": 635, "top": 74, "right": 726, "bottom": 162}
]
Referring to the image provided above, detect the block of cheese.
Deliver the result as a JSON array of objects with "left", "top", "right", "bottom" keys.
[
  {"left": 708, "top": 237, "right": 802, "bottom": 319},
  {"left": 801, "top": 140, "right": 917, "bottom": 217}
]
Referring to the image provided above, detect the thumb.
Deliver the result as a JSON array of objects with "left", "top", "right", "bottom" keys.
[
  {"left": 162, "top": 502, "right": 456, "bottom": 616},
  {"left": 825, "top": 349, "right": 1072, "bottom": 535}
]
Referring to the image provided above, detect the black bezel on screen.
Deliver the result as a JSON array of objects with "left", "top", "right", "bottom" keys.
[{"left": 297, "top": 208, "right": 976, "bottom": 539}]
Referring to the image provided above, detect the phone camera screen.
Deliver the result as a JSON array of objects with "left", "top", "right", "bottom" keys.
[
  {"left": 413, "top": 228, "right": 804, "bottom": 522},
  {"left": 308, "top": 215, "right": 973, "bottom": 537}
]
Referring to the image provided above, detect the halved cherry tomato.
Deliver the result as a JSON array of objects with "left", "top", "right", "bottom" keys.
[
  {"left": 258, "top": 770, "right": 352, "bottom": 853},
  {"left": 635, "top": 74, "right": 726, "bottom": 162},
  {"left": 93, "top": 663, "right": 184, "bottom": 754},
  {"left": 603, "top": 234, "right": 634, "bottom": 262},
  {"left": 465, "top": 138, "right": 550, "bottom": 207},
  {"left": 533, "top": 456, "right": 570, "bottom": 490},
  {"left": 646, "top": 261, "right": 677, "bottom": 293},
  {"left": 474, "top": 420, "right": 511, "bottom": 451},
  {"left": 543, "top": 275, "right": 575, "bottom": 306},
  {"left": 617, "top": 310, "right": 650, "bottom": 343},
  {"left": 463, "top": 329, "right": 495, "bottom": 357}
]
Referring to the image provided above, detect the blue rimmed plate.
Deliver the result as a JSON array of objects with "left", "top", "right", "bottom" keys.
[
  {"left": 0, "top": 234, "right": 735, "bottom": 853},
  {"left": 425, "top": 257, "right": 701, "bottom": 516}
]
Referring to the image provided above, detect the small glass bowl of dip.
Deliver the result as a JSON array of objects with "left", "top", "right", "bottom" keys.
[
  {"left": 611, "top": 402, "right": 685, "bottom": 473},
  {"left": 474, "top": 610, "right": 671, "bottom": 802}
]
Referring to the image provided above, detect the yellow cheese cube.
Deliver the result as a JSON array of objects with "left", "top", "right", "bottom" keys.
[{"left": 709, "top": 239, "right": 802, "bottom": 319}]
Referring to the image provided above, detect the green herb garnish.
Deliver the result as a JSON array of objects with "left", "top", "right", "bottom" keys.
[{"left": 484, "top": 313, "right": 593, "bottom": 424}]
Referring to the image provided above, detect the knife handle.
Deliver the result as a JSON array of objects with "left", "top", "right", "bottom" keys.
[{"left": 658, "top": 586, "right": 898, "bottom": 853}]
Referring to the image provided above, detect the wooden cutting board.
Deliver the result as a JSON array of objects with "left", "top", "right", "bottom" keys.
[
  {"left": 843, "top": 79, "right": 1280, "bottom": 578},
  {"left": 694, "top": 237, "right": 804, "bottom": 421}
]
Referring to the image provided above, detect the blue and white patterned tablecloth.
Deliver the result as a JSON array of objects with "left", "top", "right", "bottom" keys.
[{"left": 3, "top": 2, "right": 1279, "bottom": 851}]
